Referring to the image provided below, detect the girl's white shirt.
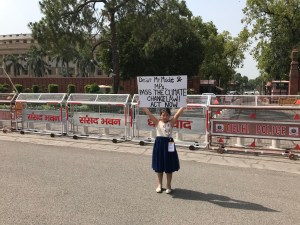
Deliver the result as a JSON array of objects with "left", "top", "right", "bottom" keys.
[{"left": 156, "top": 120, "right": 173, "bottom": 137}]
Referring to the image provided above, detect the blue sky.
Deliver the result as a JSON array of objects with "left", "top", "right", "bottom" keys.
[{"left": 0, "top": 0, "right": 259, "bottom": 79}]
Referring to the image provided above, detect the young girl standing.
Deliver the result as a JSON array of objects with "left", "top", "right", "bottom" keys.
[{"left": 142, "top": 107, "right": 184, "bottom": 194}]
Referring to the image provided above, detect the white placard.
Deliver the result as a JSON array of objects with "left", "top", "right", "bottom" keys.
[{"left": 137, "top": 75, "right": 187, "bottom": 108}]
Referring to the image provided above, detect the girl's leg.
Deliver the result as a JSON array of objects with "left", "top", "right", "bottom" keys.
[
  {"left": 156, "top": 172, "right": 163, "bottom": 192},
  {"left": 166, "top": 173, "right": 173, "bottom": 190}
]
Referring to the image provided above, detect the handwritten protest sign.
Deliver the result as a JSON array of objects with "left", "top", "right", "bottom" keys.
[{"left": 137, "top": 75, "right": 187, "bottom": 108}]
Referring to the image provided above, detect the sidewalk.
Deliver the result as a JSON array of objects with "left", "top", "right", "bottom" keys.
[{"left": 0, "top": 131, "right": 299, "bottom": 175}]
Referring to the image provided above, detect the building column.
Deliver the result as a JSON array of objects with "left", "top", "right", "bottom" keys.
[
  {"left": 288, "top": 49, "right": 299, "bottom": 95},
  {"left": 0, "top": 56, "right": 3, "bottom": 76}
]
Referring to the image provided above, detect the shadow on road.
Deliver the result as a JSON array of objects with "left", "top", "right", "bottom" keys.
[{"left": 171, "top": 188, "right": 278, "bottom": 212}]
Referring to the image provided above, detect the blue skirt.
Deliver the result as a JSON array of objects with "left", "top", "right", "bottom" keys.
[{"left": 152, "top": 136, "right": 180, "bottom": 173}]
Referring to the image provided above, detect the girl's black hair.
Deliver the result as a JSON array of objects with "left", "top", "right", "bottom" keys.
[{"left": 160, "top": 108, "right": 171, "bottom": 116}]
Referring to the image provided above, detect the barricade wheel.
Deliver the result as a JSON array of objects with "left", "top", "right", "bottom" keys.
[
  {"left": 50, "top": 133, "right": 55, "bottom": 138},
  {"left": 217, "top": 146, "right": 225, "bottom": 154},
  {"left": 112, "top": 139, "right": 118, "bottom": 143},
  {"left": 289, "top": 153, "right": 296, "bottom": 160},
  {"left": 189, "top": 145, "right": 195, "bottom": 151},
  {"left": 3, "top": 129, "right": 7, "bottom": 133},
  {"left": 139, "top": 141, "right": 145, "bottom": 146},
  {"left": 20, "top": 130, "right": 25, "bottom": 135},
  {"left": 73, "top": 135, "right": 78, "bottom": 139},
  {"left": 63, "top": 133, "right": 67, "bottom": 136}
]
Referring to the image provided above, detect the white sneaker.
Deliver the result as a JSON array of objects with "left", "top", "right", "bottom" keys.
[
  {"left": 156, "top": 187, "right": 162, "bottom": 193},
  {"left": 166, "top": 189, "right": 172, "bottom": 194}
]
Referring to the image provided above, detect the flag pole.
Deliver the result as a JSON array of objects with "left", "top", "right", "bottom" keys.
[{"left": 0, "top": 66, "right": 18, "bottom": 93}]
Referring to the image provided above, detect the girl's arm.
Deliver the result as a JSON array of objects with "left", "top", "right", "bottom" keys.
[
  {"left": 142, "top": 107, "right": 159, "bottom": 126},
  {"left": 170, "top": 107, "right": 184, "bottom": 127}
]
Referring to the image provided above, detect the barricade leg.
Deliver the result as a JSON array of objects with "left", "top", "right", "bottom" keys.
[
  {"left": 235, "top": 137, "right": 245, "bottom": 147},
  {"left": 150, "top": 130, "right": 156, "bottom": 139},
  {"left": 28, "top": 122, "right": 34, "bottom": 129},
  {"left": 45, "top": 123, "right": 51, "bottom": 130},
  {"left": 175, "top": 132, "right": 183, "bottom": 141},
  {"left": 0, "top": 121, "right": 3, "bottom": 129},
  {"left": 270, "top": 139, "right": 280, "bottom": 149},
  {"left": 103, "top": 128, "right": 109, "bottom": 135},
  {"left": 83, "top": 126, "right": 89, "bottom": 135},
  {"left": 204, "top": 132, "right": 209, "bottom": 144}
]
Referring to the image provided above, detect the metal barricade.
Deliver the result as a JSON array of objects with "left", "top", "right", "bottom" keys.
[
  {"left": 66, "top": 94, "right": 131, "bottom": 143},
  {"left": 209, "top": 95, "right": 300, "bottom": 160},
  {"left": 15, "top": 93, "right": 67, "bottom": 137},
  {"left": 0, "top": 93, "right": 16, "bottom": 132},
  {"left": 131, "top": 94, "right": 209, "bottom": 150}
]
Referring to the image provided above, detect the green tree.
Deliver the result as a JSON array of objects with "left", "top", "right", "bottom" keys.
[
  {"left": 243, "top": 0, "right": 300, "bottom": 80},
  {"left": 30, "top": 0, "right": 132, "bottom": 93},
  {"left": 84, "top": 83, "right": 100, "bottom": 93},
  {"left": 67, "top": 84, "right": 76, "bottom": 95},
  {"left": 74, "top": 46, "right": 98, "bottom": 77},
  {"left": 0, "top": 84, "right": 9, "bottom": 93},
  {"left": 32, "top": 85, "right": 39, "bottom": 93},
  {"left": 109, "top": 0, "right": 204, "bottom": 79},
  {"left": 29, "top": 0, "right": 248, "bottom": 91},
  {"left": 15, "top": 84, "right": 23, "bottom": 93},
  {"left": 3, "top": 55, "right": 25, "bottom": 77},
  {"left": 29, "top": 0, "right": 95, "bottom": 78},
  {"left": 198, "top": 18, "right": 249, "bottom": 89},
  {"left": 25, "top": 46, "right": 50, "bottom": 77},
  {"left": 48, "top": 84, "right": 59, "bottom": 93}
]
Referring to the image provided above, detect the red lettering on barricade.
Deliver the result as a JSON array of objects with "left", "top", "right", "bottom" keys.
[
  {"left": 148, "top": 119, "right": 155, "bottom": 127},
  {"left": 226, "top": 123, "right": 249, "bottom": 134},
  {"left": 174, "top": 120, "right": 192, "bottom": 130},
  {"left": 147, "top": 119, "right": 192, "bottom": 130},
  {"left": 256, "top": 124, "right": 286, "bottom": 136},
  {"left": 79, "top": 115, "right": 99, "bottom": 124},
  {"left": 27, "top": 112, "right": 43, "bottom": 121},
  {"left": 101, "top": 118, "right": 121, "bottom": 126},
  {"left": 101, "top": 118, "right": 112, "bottom": 125},
  {"left": 44, "top": 115, "right": 61, "bottom": 122},
  {"left": 113, "top": 119, "right": 121, "bottom": 126},
  {"left": 213, "top": 121, "right": 297, "bottom": 138}
]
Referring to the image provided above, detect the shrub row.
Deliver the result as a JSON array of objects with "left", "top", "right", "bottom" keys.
[{"left": 0, "top": 83, "right": 112, "bottom": 94}]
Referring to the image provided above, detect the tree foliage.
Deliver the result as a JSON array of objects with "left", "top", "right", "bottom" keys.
[
  {"left": 29, "top": 0, "right": 96, "bottom": 77},
  {"left": 243, "top": 0, "right": 300, "bottom": 81},
  {"left": 3, "top": 55, "right": 25, "bottom": 77},
  {"left": 25, "top": 46, "right": 50, "bottom": 77},
  {"left": 196, "top": 17, "right": 249, "bottom": 87},
  {"left": 109, "top": 0, "right": 205, "bottom": 79},
  {"left": 28, "top": 0, "right": 248, "bottom": 92}
]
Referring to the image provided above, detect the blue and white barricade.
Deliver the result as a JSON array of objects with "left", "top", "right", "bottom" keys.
[
  {"left": 15, "top": 93, "right": 67, "bottom": 137},
  {"left": 66, "top": 94, "right": 131, "bottom": 143}
]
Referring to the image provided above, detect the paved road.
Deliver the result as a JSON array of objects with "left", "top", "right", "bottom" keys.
[{"left": 0, "top": 133, "right": 299, "bottom": 225}]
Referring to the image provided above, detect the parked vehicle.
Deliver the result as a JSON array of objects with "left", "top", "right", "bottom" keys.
[
  {"left": 226, "top": 91, "right": 240, "bottom": 95},
  {"left": 202, "top": 93, "right": 216, "bottom": 96},
  {"left": 243, "top": 91, "right": 259, "bottom": 95}
]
